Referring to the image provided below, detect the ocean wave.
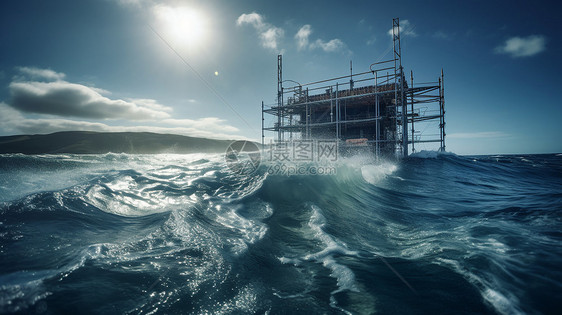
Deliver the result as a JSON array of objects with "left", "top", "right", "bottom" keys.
[
  {"left": 1, "top": 153, "right": 561, "bottom": 314},
  {"left": 408, "top": 149, "right": 457, "bottom": 159}
]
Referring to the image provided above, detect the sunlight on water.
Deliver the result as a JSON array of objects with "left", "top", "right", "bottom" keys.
[{"left": 1, "top": 153, "right": 561, "bottom": 314}]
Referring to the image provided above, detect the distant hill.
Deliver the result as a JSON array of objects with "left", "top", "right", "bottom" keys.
[{"left": 0, "top": 131, "right": 238, "bottom": 154}]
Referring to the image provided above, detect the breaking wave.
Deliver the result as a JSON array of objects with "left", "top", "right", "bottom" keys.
[{"left": 1, "top": 152, "right": 561, "bottom": 314}]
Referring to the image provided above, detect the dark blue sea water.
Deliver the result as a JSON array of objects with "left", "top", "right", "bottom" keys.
[{"left": 1, "top": 152, "right": 561, "bottom": 314}]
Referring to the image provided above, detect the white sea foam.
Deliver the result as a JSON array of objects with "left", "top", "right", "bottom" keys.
[
  {"left": 213, "top": 203, "right": 269, "bottom": 255},
  {"left": 278, "top": 205, "right": 359, "bottom": 311},
  {"left": 85, "top": 178, "right": 189, "bottom": 217},
  {"left": 483, "top": 288, "right": 523, "bottom": 315},
  {"left": 436, "top": 258, "right": 524, "bottom": 315},
  {"left": 303, "top": 206, "right": 359, "bottom": 311},
  {"left": 360, "top": 163, "right": 398, "bottom": 185},
  {"left": 2, "top": 151, "right": 557, "bottom": 313}
]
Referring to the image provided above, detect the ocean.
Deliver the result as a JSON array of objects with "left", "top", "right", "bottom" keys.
[{"left": 0, "top": 152, "right": 561, "bottom": 314}]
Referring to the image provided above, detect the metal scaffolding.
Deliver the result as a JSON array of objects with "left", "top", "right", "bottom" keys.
[{"left": 261, "top": 18, "right": 445, "bottom": 158}]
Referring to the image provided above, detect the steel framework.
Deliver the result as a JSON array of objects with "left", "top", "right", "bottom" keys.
[{"left": 261, "top": 18, "right": 445, "bottom": 158}]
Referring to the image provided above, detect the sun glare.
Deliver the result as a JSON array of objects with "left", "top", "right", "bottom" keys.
[{"left": 155, "top": 5, "right": 206, "bottom": 49}]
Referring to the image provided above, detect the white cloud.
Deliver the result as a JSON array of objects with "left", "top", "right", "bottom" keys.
[
  {"left": 387, "top": 19, "right": 417, "bottom": 37},
  {"left": 89, "top": 86, "right": 112, "bottom": 95},
  {"left": 447, "top": 131, "right": 509, "bottom": 139},
  {"left": 162, "top": 117, "right": 239, "bottom": 133},
  {"left": 9, "top": 81, "right": 171, "bottom": 120},
  {"left": 237, "top": 12, "right": 284, "bottom": 51},
  {"left": 236, "top": 12, "right": 264, "bottom": 28},
  {"left": 15, "top": 66, "right": 66, "bottom": 81},
  {"left": 311, "top": 39, "right": 345, "bottom": 52},
  {"left": 2, "top": 67, "right": 245, "bottom": 140},
  {"left": 0, "top": 101, "right": 23, "bottom": 125},
  {"left": 294, "top": 25, "right": 349, "bottom": 53},
  {"left": 295, "top": 25, "right": 312, "bottom": 50},
  {"left": 7, "top": 67, "right": 171, "bottom": 120},
  {"left": 495, "top": 35, "right": 546, "bottom": 58},
  {"left": 260, "top": 27, "right": 284, "bottom": 50},
  {"left": 0, "top": 103, "right": 243, "bottom": 140},
  {"left": 128, "top": 98, "right": 171, "bottom": 112}
]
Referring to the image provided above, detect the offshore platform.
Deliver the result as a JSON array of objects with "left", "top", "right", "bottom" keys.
[{"left": 261, "top": 18, "right": 446, "bottom": 158}]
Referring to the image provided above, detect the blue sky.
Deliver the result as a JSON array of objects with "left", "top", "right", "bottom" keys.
[{"left": 0, "top": 0, "right": 559, "bottom": 155}]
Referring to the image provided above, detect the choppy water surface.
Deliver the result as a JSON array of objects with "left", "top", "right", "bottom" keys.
[{"left": 1, "top": 152, "right": 561, "bottom": 314}]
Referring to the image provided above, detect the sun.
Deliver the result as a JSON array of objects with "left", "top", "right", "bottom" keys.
[{"left": 154, "top": 5, "right": 207, "bottom": 49}]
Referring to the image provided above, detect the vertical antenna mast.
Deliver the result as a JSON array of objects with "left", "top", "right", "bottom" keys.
[
  {"left": 392, "top": 18, "right": 408, "bottom": 157},
  {"left": 350, "top": 60, "right": 354, "bottom": 91},
  {"left": 261, "top": 101, "right": 264, "bottom": 146},
  {"left": 440, "top": 68, "right": 446, "bottom": 152},
  {"left": 410, "top": 70, "right": 415, "bottom": 153},
  {"left": 277, "top": 55, "right": 283, "bottom": 142}
]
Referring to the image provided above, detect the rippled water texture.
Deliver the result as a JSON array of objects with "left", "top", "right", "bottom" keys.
[{"left": 1, "top": 152, "right": 561, "bottom": 314}]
